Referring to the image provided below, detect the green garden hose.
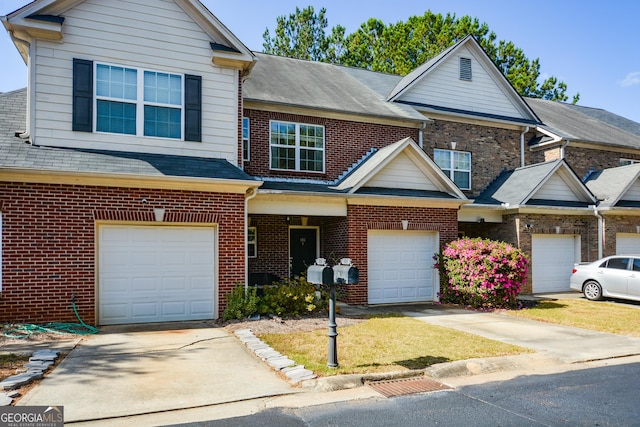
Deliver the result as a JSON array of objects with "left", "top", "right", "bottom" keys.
[{"left": 3, "top": 299, "right": 99, "bottom": 339}]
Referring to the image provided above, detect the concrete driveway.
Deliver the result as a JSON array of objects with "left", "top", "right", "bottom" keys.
[{"left": 17, "top": 322, "right": 297, "bottom": 423}]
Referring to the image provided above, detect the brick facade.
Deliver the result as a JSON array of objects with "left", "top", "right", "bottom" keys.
[
  {"left": 0, "top": 182, "right": 245, "bottom": 324},
  {"left": 344, "top": 205, "right": 458, "bottom": 305},
  {"left": 422, "top": 120, "right": 529, "bottom": 196},
  {"left": 242, "top": 109, "right": 419, "bottom": 181},
  {"left": 532, "top": 145, "right": 640, "bottom": 182}
]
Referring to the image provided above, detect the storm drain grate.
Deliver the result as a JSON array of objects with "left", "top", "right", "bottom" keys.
[{"left": 367, "top": 377, "right": 452, "bottom": 398}]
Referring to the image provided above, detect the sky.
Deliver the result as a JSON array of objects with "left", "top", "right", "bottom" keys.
[{"left": 1, "top": 0, "right": 639, "bottom": 123}]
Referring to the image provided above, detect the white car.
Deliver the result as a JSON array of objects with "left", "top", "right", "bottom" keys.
[{"left": 570, "top": 255, "right": 640, "bottom": 302}]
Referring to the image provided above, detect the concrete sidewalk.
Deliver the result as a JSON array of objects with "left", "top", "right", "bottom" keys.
[
  {"left": 7, "top": 296, "right": 640, "bottom": 426},
  {"left": 15, "top": 323, "right": 298, "bottom": 423}
]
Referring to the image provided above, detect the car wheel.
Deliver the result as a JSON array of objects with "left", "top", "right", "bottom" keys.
[{"left": 583, "top": 281, "right": 602, "bottom": 301}]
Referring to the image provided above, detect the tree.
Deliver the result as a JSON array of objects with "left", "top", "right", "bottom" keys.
[
  {"left": 263, "top": 8, "right": 579, "bottom": 103},
  {"left": 262, "top": 6, "right": 346, "bottom": 63}
]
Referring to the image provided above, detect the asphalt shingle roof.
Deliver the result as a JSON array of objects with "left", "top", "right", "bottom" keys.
[
  {"left": 475, "top": 160, "right": 593, "bottom": 207},
  {"left": 244, "top": 53, "right": 425, "bottom": 123},
  {"left": 0, "top": 89, "right": 254, "bottom": 182},
  {"left": 525, "top": 97, "right": 640, "bottom": 149},
  {"left": 585, "top": 163, "right": 640, "bottom": 207}
]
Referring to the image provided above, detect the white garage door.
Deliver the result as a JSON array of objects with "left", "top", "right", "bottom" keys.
[
  {"left": 99, "top": 225, "right": 216, "bottom": 325},
  {"left": 368, "top": 230, "right": 437, "bottom": 304},
  {"left": 531, "top": 235, "right": 578, "bottom": 293},
  {"left": 616, "top": 234, "right": 640, "bottom": 255}
]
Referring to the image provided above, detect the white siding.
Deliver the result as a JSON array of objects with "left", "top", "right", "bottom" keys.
[
  {"left": 398, "top": 46, "right": 524, "bottom": 120},
  {"left": 533, "top": 174, "right": 580, "bottom": 202},
  {"left": 32, "top": 0, "right": 239, "bottom": 162},
  {"left": 624, "top": 179, "right": 640, "bottom": 201},
  {"left": 364, "top": 152, "right": 439, "bottom": 191}
]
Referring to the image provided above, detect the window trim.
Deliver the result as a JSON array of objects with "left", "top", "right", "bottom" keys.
[
  {"left": 94, "top": 62, "right": 184, "bottom": 139},
  {"left": 269, "top": 120, "right": 325, "bottom": 173},
  {"left": 434, "top": 148, "right": 472, "bottom": 190},
  {"left": 242, "top": 117, "right": 250, "bottom": 161},
  {"left": 247, "top": 226, "right": 257, "bottom": 258},
  {"left": 72, "top": 58, "right": 201, "bottom": 141}
]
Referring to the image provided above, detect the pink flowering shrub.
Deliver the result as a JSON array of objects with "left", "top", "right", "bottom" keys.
[{"left": 435, "top": 237, "right": 529, "bottom": 310}]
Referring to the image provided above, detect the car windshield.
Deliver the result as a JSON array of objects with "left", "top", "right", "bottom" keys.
[{"left": 606, "top": 258, "right": 630, "bottom": 270}]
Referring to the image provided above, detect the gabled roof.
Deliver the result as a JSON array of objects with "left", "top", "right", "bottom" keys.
[
  {"left": 332, "top": 137, "right": 467, "bottom": 199},
  {"left": 0, "top": 88, "right": 258, "bottom": 188},
  {"left": 2, "top": 0, "right": 255, "bottom": 71},
  {"left": 244, "top": 53, "right": 426, "bottom": 125},
  {"left": 526, "top": 98, "right": 640, "bottom": 150},
  {"left": 585, "top": 163, "right": 640, "bottom": 208},
  {"left": 475, "top": 159, "right": 596, "bottom": 207},
  {"left": 386, "top": 35, "right": 540, "bottom": 126}
]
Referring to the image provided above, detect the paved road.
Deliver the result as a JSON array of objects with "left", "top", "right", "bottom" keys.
[{"left": 169, "top": 361, "right": 640, "bottom": 426}]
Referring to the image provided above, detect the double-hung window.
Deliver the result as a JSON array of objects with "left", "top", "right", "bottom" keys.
[
  {"left": 270, "top": 120, "right": 324, "bottom": 172},
  {"left": 96, "top": 65, "right": 182, "bottom": 138},
  {"left": 247, "top": 227, "right": 257, "bottom": 258},
  {"left": 242, "top": 117, "right": 250, "bottom": 161},
  {"left": 434, "top": 149, "right": 471, "bottom": 190},
  {"left": 73, "top": 58, "right": 202, "bottom": 141}
]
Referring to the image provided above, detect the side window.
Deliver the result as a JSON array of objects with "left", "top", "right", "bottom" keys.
[
  {"left": 606, "top": 258, "right": 629, "bottom": 270},
  {"left": 73, "top": 58, "right": 201, "bottom": 141},
  {"left": 632, "top": 258, "right": 640, "bottom": 271},
  {"left": 242, "top": 117, "right": 250, "bottom": 161},
  {"left": 247, "top": 227, "right": 257, "bottom": 258},
  {"left": 434, "top": 149, "right": 471, "bottom": 190}
]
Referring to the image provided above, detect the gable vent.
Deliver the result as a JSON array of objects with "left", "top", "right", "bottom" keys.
[{"left": 459, "top": 57, "right": 472, "bottom": 81}]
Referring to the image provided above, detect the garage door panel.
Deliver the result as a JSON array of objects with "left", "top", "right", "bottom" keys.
[
  {"left": 532, "top": 235, "right": 577, "bottom": 293},
  {"left": 99, "top": 225, "right": 216, "bottom": 325},
  {"left": 368, "top": 230, "right": 437, "bottom": 304},
  {"left": 162, "top": 277, "right": 187, "bottom": 291},
  {"left": 162, "top": 302, "right": 187, "bottom": 316},
  {"left": 617, "top": 234, "right": 640, "bottom": 254}
]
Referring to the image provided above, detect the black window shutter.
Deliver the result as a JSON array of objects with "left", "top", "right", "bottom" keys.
[
  {"left": 184, "top": 74, "right": 202, "bottom": 142},
  {"left": 72, "top": 58, "right": 93, "bottom": 132}
]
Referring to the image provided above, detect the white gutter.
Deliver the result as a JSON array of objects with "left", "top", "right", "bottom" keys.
[
  {"left": 591, "top": 205, "right": 603, "bottom": 259},
  {"left": 244, "top": 187, "right": 258, "bottom": 289},
  {"left": 520, "top": 126, "right": 529, "bottom": 167}
]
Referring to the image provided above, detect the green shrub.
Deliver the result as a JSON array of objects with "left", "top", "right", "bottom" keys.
[
  {"left": 222, "top": 278, "right": 328, "bottom": 320},
  {"left": 222, "top": 285, "right": 260, "bottom": 320},
  {"left": 259, "top": 277, "right": 327, "bottom": 317},
  {"left": 435, "top": 237, "right": 529, "bottom": 310}
]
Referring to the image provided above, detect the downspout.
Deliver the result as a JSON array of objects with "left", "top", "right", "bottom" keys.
[
  {"left": 520, "top": 126, "right": 529, "bottom": 167},
  {"left": 418, "top": 121, "right": 428, "bottom": 148},
  {"left": 560, "top": 139, "right": 570, "bottom": 159},
  {"left": 592, "top": 205, "right": 603, "bottom": 259},
  {"left": 244, "top": 187, "right": 258, "bottom": 290}
]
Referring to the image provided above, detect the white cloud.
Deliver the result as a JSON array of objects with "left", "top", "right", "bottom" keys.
[{"left": 620, "top": 72, "right": 640, "bottom": 87}]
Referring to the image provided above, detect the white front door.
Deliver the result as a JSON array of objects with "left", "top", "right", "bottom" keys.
[
  {"left": 531, "top": 234, "right": 579, "bottom": 293},
  {"left": 98, "top": 225, "right": 216, "bottom": 325},
  {"left": 367, "top": 230, "right": 438, "bottom": 304}
]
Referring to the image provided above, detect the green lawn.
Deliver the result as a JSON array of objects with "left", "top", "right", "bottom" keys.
[
  {"left": 260, "top": 314, "right": 530, "bottom": 376},
  {"left": 259, "top": 297, "right": 640, "bottom": 377},
  {"left": 504, "top": 298, "right": 640, "bottom": 337}
]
